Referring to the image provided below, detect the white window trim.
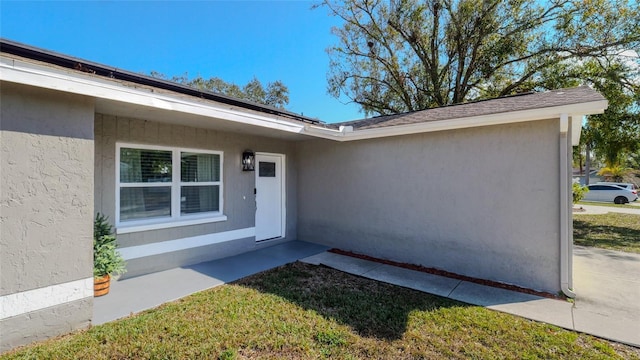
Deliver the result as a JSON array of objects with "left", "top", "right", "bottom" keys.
[{"left": 116, "top": 143, "right": 225, "bottom": 233}]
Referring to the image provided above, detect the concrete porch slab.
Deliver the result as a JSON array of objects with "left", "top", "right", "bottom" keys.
[{"left": 93, "top": 241, "right": 328, "bottom": 325}]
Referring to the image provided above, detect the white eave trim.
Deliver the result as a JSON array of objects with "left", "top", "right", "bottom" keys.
[
  {"left": 304, "top": 101, "right": 606, "bottom": 142},
  {"left": 1, "top": 55, "right": 607, "bottom": 143},
  {"left": 0, "top": 56, "right": 306, "bottom": 135}
]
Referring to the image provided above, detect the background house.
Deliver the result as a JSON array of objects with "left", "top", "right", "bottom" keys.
[
  {"left": 0, "top": 39, "right": 607, "bottom": 351},
  {"left": 573, "top": 169, "right": 604, "bottom": 185}
]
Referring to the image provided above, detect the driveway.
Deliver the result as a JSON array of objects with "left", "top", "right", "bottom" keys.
[{"left": 573, "top": 246, "right": 640, "bottom": 344}]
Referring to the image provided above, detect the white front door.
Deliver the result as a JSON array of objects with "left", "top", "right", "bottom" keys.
[{"left": 255, "top": 153, "right": 284, "bottom": 241}]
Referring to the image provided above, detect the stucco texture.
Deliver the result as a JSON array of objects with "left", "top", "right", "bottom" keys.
[
  {"left": 297, "top": 119, "right": 562, "bottom": 293},
  {"left": 94, "top": 114, "right": 298, "bottom": 276},
  {"left": 0, "top": 298, "right": 92, "bottom": 352},
  {"left": 0, "top": 83, "right": 95, "bottom": 295}
]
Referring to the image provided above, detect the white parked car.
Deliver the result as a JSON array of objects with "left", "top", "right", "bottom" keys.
[
  {"left": 583, "top": 184, "right": 638, "bottom": 204},
  {"left": 595, "top": 182, "right": 637, "bottom": 191}
]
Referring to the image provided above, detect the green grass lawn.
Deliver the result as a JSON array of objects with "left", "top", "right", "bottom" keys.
[
  {"left": 574, "top": 213, "right": 640, "bottom": 253},
  {"left": 3, "top": 263, "right": 639, "bottom": 359}
]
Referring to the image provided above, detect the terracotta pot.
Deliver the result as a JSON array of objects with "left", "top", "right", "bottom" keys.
[{"left": 94, "top": 274, "right": 111, "bottom": 297}]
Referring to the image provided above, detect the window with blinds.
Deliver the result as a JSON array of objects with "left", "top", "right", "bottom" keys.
[
  {"left": 180, "top": 152, "right": 220, "bottom": 214},
  {"left": 117, "top": 145, "right": 223, "bottom": 225}
]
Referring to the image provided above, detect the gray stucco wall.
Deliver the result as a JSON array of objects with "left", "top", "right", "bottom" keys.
[
  {"left": 297, "top": 119, "right": 562, "bottom": 293},
  {"left": 0, "top": 82, "right": 95, "bottom": 349},
  {"left": 0, "top": 298, "right": 92, "bottom": 353},
  {"left": 94, "top": 114, "right": 298, "bottom": 277}
]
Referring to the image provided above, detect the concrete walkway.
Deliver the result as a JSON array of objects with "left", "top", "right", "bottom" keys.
[
  {"left": 94, "top": 241, "right": 639, "bottom": 347},
  {"left": 301, "top": 251, "right": 640, "bottom": 347},
  {"left": 575, "top": 203, "right": 640, "bottom": 215}
]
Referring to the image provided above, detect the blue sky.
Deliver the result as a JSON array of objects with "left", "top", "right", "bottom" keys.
[{"left": 0, "top": 1, "right": 363, "bottom": 123}]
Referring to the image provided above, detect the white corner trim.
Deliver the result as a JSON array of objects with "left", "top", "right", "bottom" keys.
[
  {"left": 559, "top": 113, "right": 569, "bottom": 133},
  {"left": 118, "top": 227, "right": 256, "bottom": 260},
  {"left": 0, "top": 278, "right": 93, "bottom": 320}
]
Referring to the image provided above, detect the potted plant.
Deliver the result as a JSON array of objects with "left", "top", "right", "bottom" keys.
[{"left": 93, "top": 213, "right": 126, "bottom": 296}]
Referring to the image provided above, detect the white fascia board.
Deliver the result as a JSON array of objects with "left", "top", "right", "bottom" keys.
[
  {"left": 0, "top": 57, "right": 306, "bottom": 134},
  {"left": 0, "top": 55, "right": 607, "bottom": 142},
  {"left": 304, "top": 100, "right": 607, "bottom": 142},
  {"left": 301, "top": 126, "right": 346, "bottom": 140}
]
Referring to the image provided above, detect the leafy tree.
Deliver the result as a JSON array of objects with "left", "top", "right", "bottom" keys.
[
  {"left": 572, "top": 182, "right": 588, "bottom": 204},
  {"left": 597, "top": 165, "right": 630, "bottom": 182},
  {"left": 626, "top": 151, "right": 640, "bottom": 169},
  {"left": 320, "top": 0, "right": 640, "bottom": 179},
  {"left": 318, "top": 0, "right": 640, "bottom": 116},
  {"left": 150, "top": 72, "right": 290, "bottom": 109},
  {"left": 576, "top": 55, "right": 640, "bottom": 181}
]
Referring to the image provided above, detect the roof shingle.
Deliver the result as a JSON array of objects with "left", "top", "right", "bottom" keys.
[{"left": 330, "top": 86, "right": 605, "bottom": 130}]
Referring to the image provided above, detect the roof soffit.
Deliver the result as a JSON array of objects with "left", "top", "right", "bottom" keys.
[{"left": 2, "top": 52, "right": 607, "bottom": 143}]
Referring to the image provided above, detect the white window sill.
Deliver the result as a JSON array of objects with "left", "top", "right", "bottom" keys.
[{"left": 116, "top": 215, "right": 228, "bottom": 234}]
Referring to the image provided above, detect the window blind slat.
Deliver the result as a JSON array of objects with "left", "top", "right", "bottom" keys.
[{"left": 118, "top": 146, "right": 223, "bottom": 224}]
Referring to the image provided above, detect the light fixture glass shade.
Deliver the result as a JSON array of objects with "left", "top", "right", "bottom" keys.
[{"left": 242, "top": 150, "right": 255, "bottom": 171}]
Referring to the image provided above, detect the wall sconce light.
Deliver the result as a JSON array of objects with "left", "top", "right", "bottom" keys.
[{"left": 242, "top": 150, "right": 255, "bottom": 171}]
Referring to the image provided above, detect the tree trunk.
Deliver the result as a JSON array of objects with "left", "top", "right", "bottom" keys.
[
  {"left": 585, "top": 143, "right": 591, "bottom": 185},
  {"left": 579, "top": 152, "right": 583, "bottom": 175}
]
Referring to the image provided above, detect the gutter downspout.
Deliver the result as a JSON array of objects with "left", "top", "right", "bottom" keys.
[{"left": 559, "top": 113, "right": 576, "bottom": 298}]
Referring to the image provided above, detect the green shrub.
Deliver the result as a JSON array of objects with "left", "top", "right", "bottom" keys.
[
  {"left": 94, "top": 213, "right": 126, "bottom": 278},
  {"left": 572, "top": 182, "right": 589, "bottom": 204}
]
